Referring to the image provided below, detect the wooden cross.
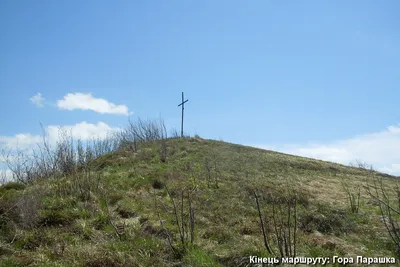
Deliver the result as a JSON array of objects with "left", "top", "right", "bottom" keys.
[{"left": 177, "top": 92, "right": 189, "bottom": 138}]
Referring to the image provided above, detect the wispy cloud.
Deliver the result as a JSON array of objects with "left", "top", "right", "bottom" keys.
[
  {"left": 0, "top": 169, "right": 13, "bottom": 184},
  {"left": 30, "top": 93, "right": 45, "bottom": 108},
  {"left": 0, "top": 133, "right": 42, "bottom": 149},
  {"left": 0, "top": 121, "right": 120, "bottom": 150},
  {"left": 47, "top": 121, "right": 120, "bottom": 141},
  {"left": 57, "top": 93, "right": 131, "bottom": 116},
  {"left": 252, "top": 124, "right": 400, "bottom": 175},
  {"left": 0, "top": 122, "right": 120, "bottom": 183}
]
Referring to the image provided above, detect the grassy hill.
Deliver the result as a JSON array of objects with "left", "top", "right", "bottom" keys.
[{"left": 1, "top": 137, "right": 399, "bottom": 266}]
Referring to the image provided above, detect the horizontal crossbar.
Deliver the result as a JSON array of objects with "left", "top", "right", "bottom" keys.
[{"left": 178, "top": 99, "right": 189, "bottom": 107}]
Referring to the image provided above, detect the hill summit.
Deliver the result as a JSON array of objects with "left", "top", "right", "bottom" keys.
[{"left": 1, "top": 137, "right": 399, "bottom": 266}]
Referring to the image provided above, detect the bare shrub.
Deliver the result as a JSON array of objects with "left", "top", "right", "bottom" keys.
[
  {"left": 1, "top": 148, "right": 36, "bottom": 184},
  {"left": 117, "top": 117, "right": 169, "bottom": 165},
  {"left": 54, "top": 129, "right": 76, "bottom": 175},
  {"left": 203, "top": 154, "right": 221, "bottom": 189},
  {"left": 253, "top": 190, "right": 273, "bottom": 254},
  {"left": 158, "top": 121, "right": 168, "bottom": 163},
  {"left": 170, "top": 128, "right": 180, "bottom": 139},
  {"left": 341, "top": 179, "right": 361, "bottom": 214},
  {"left": 349, "top": 159, "right": 374, "bottom": 172},
  {"left": 0, "top": 171, "right": 5, "bottom": 185},
  {"left": 155, "top": 186, "right": 195, "bottom": 255},
  {"left": 1, "top": 117, "right": 170, "bottom": 184},
  {"left": 366, "top": 176, "right": 400, "bottom": 257},
  {"left": 1, "top": 126, "right": 120, "bottom": 184},
  {"left": 85, "top": 134, "right": 120, "bottom": 160},
  {"left": 119, "top": 118, "right": 166, "bottom": 149},
  {"left": 253, "top": 187, "right": 298, "bottom": 258}
]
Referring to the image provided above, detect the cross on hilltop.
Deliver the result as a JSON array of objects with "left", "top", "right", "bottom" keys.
[{"left": 177, "top": 92, "right": 189, "bottom": 138}]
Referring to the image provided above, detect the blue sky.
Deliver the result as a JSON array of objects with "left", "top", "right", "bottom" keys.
[{"left": 1, "top": 1, "right": 400, "bottom": 175}]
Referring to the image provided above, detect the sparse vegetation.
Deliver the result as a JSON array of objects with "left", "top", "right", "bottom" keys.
[
  {"left": 350, "top": 159, "right": 374, "bottom": 172},
  {"left": 155, "top": 186, "right": 195, "bottom": 258},
  {"left": 1, "top": 123, "right": 399, "bottom": 266},
  {"left": 253, "top": 186, "right": 299, "bottom": 258},
  {"left": 366, "top": 175, "right": 400, "bottom": 258}
]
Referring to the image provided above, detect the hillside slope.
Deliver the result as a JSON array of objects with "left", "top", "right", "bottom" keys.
[{"left": 0, "top": 137, "right": 399, "bottom": 266}]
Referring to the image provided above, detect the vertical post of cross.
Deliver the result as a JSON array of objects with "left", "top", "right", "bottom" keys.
[{"left": 177, "top": 92, "right": 189, "bottom": 138}]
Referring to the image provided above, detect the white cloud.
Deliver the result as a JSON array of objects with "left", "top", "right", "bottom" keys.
[
  {"left": 57, "top": 93, "right": 131, "bottom": 116},
  {"left": 47, "top": 121, "right": 120, "bottom": 141},
  {"left": 253, "top": 124, "right": 400, "bottom": 176},
  {"left": 0, "top": 134, "right": 42, "bottom": 149},
  {"left": 30, "top": 93, "right": 45, "bottom": 108},
  {"left": 0, "top": 121, "right": 119, "bottom": 150},
  {"left": 0, "top": 122, "right": 120, "bottom": 183},
  {"left": 380, "top": 164, "right": 400, "bottom": 174},
  {"left": 0, "top": 169, "right": 14, "bottom": 184}
]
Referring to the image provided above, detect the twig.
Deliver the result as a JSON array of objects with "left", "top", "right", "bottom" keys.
[{"left": 253, "top": 190, "right": 273, "bottom": 254}]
